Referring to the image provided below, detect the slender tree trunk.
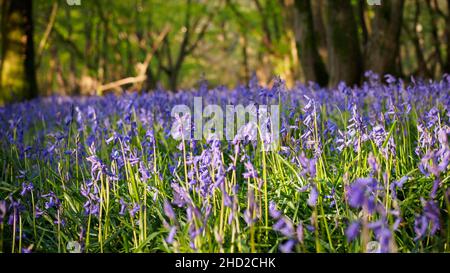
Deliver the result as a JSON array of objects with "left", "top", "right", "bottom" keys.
[
  {"left": 358, "top": 0, "right": 369, "bottom": 46},
  {"left": 426, "top": 1, "right": 443, "bottom": 76},
  {"left": 0, "top": 0, "right": 37, "bottom": 104},
  {"left": 364, "top": 0, "right": 405, "bottom": 76},
  {"left": 290, "top": 0, "right": 328, "bottom": 86},
  {"left": 322, "top": 0, "right": 362, "bottom": 87},
  {"left": 403, "top": 0, "right": 432, "bottom": 78}
]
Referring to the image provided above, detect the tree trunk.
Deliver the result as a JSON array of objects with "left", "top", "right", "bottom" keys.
[
  {"left": 364, "top": 0, "right": 405, "bottom": 76},
  {"left": 0, "top": 0, "right": 37, "bottom": 104},
  {"left": 358, "top": 0, "right": 369, "bottom": 46},
  {"left": 290, "top": 0, "right": 329, "bottom": 86},
  {"left": 310, "top": 0, "right": 327, "bottom": 56},
  {"left": 403, "top": 0, "right": 431, "bottom": 78},
  {"left": 322, "top": 0, "right": 362, "bottom": 87},
  {"left": 169, "top": 67, "right": 181, "bottom": 92}
]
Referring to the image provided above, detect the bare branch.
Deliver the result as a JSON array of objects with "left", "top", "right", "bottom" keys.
[{"left": 96, "top": 75, "right": 147, "bottom": 94}]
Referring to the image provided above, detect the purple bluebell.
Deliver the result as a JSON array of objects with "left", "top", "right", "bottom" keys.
[
  {"left": 166, "top": 226, "right": 177, "bottom": 244},
  {"left": 273, "top": 217, "right": 295, "bottom": 237},
  {"left": 346, "top": 178, "right": 381, "bottom": 214},
  {"left": 390, "top": 176, "right": 408, "bottom": 199},
  {"left": 269, "top": 201, "right": 282, "bottom": 219},
  {"left": 129, "top": 203, "right": 140, "bottom": 218},
  {"left": 420, "top": 199, "right": 440, "bottom": 237},
  {"left": 414, "top": 215, "right": 428, "bottom": 241},
  {"left": 366, "top": 218, "right": 393, "bottom": 253},
  {"left": 54, "top": 218, "right": 66, "bottom": 227},
  {"left": 0, "top": 200, "right": 7, "bottom": 223},
  {"left": 367, "top": 153, "right": 379, "bottom": 175},
  {"left": 243, "top": 161, "right": 258, "bottom": 179},
  {"left": 296, "top": 222, "right": 304, "bottom": 244},
  {"left": 119, "top": 199, "right": 127, "bottom": 216},
  {"left": 164, "top": 200, "right": 176, "bottom": 221},
  {"left": 7, "top": 198, "right": 24, "bottom": 226},
  {"left": 80, "top": 181, "right": 100, "bottom": 216},
  {"left": 299, "top": 154, "right": 316, "bottom": 178},
  {"left": 35, "top": 206, "right": 44, "bottom": 218},
  {"left": 139, "top": 162, "right": 152, "bottom": 181},
  {"left": 378, "top": 227, "right": 392, "bottom": 253},
  {"left": 171, "top": 182, "right": 190, "bottom": 208},
  {"left": 279, "top": 239, "right": 295, "bottom": 253},
  {"left": 42, "top": 192, "right": 60, "bottom": 210},
  {"left": 324, "top": 187, "right": 336, "bottom": 208},
  {"left": 307, "top": 185, "right": 318, "bottom": 207},
  {"left": 244, "top": 190, "right": 259, "bottom": 226},
  {"left": 346, "top": 221, "right": 361, "bottom": 242},
  {"left": 20, "top": 182, "right": 34, "bottom": 196},
  {"left": 21, "top": 248, "right": 32, "bottom": 254}
]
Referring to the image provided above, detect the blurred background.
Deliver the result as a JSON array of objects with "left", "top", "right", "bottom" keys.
[{"left": 0, "top": 0, "right": 449, "bottom": 104}]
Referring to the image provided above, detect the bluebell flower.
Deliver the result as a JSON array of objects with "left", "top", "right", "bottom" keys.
[
  {"left": 390, "top": 176, "right": 408, "bottom": 199},
  {"left": 273, "top": 217, "right": 295, "bottom": 237},
  {"left": 269, "top": 201, "right": 282, "bottom": 219},
  {"left": 367, "top": 153, "right": 379, "bottom": 175},
  {"left": 307, "top": 185, "right": 318, "bottom": 207},
  {"left": 164, "top": 200, "right": 176, "bottom": 221},
  {"left": 296, "top": 222, "right": 304, "bottom": 244},
  {"left": 0, "top": 200, "right": 7, "bottom": 223},
  {"left": 244, "top": 190, "right": 258, "bottom": 225},
  {"left": 21, "top": 247, "right": 32, "bottom": 254},
  {"left": 414, "top": 199, "right": 440, "bottom": 241},
  {"left": 346, "top": 221, "right": 361, "bottom": 242},
  {"left": 166, "top": 226, "right": 177, "bottom": 244},
  {"left": 35, "top": 205, "right": 44, "bottom": 218},
  {"left": 119, "top": 199, "right": 127, "bottom": 216},
  {"left": 279, "top": 239, "right": 295, "bottom": 253},
  {"left": 42, "top": 192, "right": 60, "bottom": 210},
  {"left": 346, "top": 178, "right": 381, "bottom": 214},
  {"left": 20, "top": 182, "right": 34, "bottom": 196},
  {"left": 129, "top": 203, "right": 140, "bottom": 218},
  {"left": 243, "top": 161, "right": 258, "bottom": 179}
]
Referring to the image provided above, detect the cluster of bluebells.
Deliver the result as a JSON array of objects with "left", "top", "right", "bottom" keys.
[
  {"left": 80, "top": 180, "right": 100, "bottom": 216},
  {"left": 0, "top": 72, "right": 449, "bottom": 253},
  {"left": 269, "top": 201, "right": 305, "bottom": 253},
  {"left": 345, "top": 177, "right": 401, "bottom": 253}
]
